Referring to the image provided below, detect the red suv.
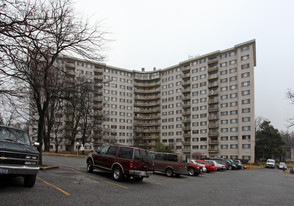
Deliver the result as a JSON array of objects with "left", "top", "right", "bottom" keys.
[{"left": 86, "top": 145, "right": 154, "bottom": 181}]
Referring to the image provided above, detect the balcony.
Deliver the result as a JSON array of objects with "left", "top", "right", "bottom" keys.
[
  {"left": 208, "top": 58, "right": 218, "bottom": 65},
  {"left": 208, "top": 107, "right": 219, "bottom": 112},
  {"left": 208, "top": 148, "right": 219, "bottom": 153},
  {"left": 134, "top": 82, "right": 160, "bottom": 87},
  {"left": 182, "top": 118, "right": 191, "bottom": 123},
  {"left": 208, "top": 82, "right": 218, "bottom": 88},
  {"left": 208, "top": 115, "right": 219, "bottom": 120},
  {"left": 182, "top": 111, "right": 191, "bottom": 116},
  {"left": 183, "top": 148, "right": 191, "bottom": 154},
  {"left": 94, "top": 97, "right": 103, "bottom": 102},
  {"left": 182, "top": 141, "right": 191, "bottom": 146},
  {"left": 208, "top": 140, "right": 219, "bottom": 144},
  {"left": 208, "top": 66, "right": 218, "bottom": 73},
  {"left": 182, "top": 66, "right": 190, "bottom": 73},
  {"left": 208, "top": 99, "right": 219, "bottom": 104},
  {"left": 208, "top": 123, "right": 219, "bottom": 128},
  {"left": 208, "top": 131, "right": 219, "bottom": 137},
  {"left": 182, "top": 88, "right": 191, "bottom": 93},
  {"left": 134, "top": 101, "right": 160, "bottom": 107},
  {"left": 182, "top": 126, "right": 191, "bottom": 131},
  {"left": 135, "top": 94, "right": 160, "bottom": 100},
  {"left": 134, "top": 88, "right": 160, "bottom": 94},
  {"left": 134, "top": 129, "right": 160, "bottom": 133},
  {"left": 182, "top": 103, "right": 191, "bottom": 108},
  {"left": 134, "top": 108, "right": 161, "bottom": 113},
  {"left": 182, "top": 73, "right": 191, "bottom": 79},
  {"left": 182, "top": 80, "right": 191, "bottom": 86},
  {"left": 182, "top": 95, "right": 191, "bottom": 101},
  {"left": 208, "top": 74, "right": 218, "bottom": 80},
  {"left": 134, "top": 115, "right": 160, "bottom": 120},
  {"left": 94, "top": 68, "right": 103, "bottom": 74},
  {"left": 208, "top": 90, "right": 219, "bottom": 96},
  {"left": 183, "top": 133, "right": 191, "bottom": 138},
  {"left": 133, "top": 122, "right": 160, "bottom": 127}
]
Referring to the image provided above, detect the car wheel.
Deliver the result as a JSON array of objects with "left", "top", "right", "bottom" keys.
[
  {"left": 24, "top": 175, "right": 36, "bottom": 187},
  {"left": 188, "top": 167, "right": 195, "bottom": 176},
  {"left": 228, "top": 166, "right": 232, "bottom": 170},
  {"left": 113, "top": 166, "right": 123, "bottom": 181},
  {"left": 87, "top": 159, "right": 94, "bottom": 173},
  {"left": 166, "top": 168, "right": 174, "bottom": 177}
]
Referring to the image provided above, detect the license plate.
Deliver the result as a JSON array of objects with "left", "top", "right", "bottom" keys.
[{"left": 0, "top": 168, "right": 8, "bottom": 174}]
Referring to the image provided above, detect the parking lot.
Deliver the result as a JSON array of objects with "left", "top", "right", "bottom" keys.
[{"left": 1, "top": 155, "right": 294, "bottom": 206}]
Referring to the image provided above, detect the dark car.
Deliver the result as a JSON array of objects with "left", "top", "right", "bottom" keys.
[
  {"left": 0, "top": 125, "right": 40, "bottom": 187},
  {"left": 233, "top": 160, "right": 244, "bottom": 169},
  {"left": 86, "top": 145, "right": 154, "bottom": 181},
  {"left": 210, "top": 157, "right": 238, "bottom": 170}
]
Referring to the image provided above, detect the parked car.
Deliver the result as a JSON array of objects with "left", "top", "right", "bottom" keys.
[
  {"left": 196, "top": 159, "right": 217, "bottom": 172},
  {"left": 187, "top": 158, "right": 204, "bottom": 175},
  {"left": 277, "top": 162, "right": 287, "bottom": 170},
  {"left": 211, "top": 157, "right": 237, "bottom": 170},
  {"left": 205, "top": 160, "right": 226, "bottom": 171},
  {"left": 265, "top": 159, "right": 275, "bottom": 168},
  {"left": 233, "top": 160, "right": 244, "bottom": 169},
  {"left": 86, "top": 145, "right": 154, "bottom": 181},
  {"left": 152, "top": 152, "right": 188, "bottom": 177},
  {"left": 0, "top": 125, "right": 40, "bottom": 187}
]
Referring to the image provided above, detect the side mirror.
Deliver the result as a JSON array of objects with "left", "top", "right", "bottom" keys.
[{"left": 96, "top": 147, "right": 101, "bottom": 154}]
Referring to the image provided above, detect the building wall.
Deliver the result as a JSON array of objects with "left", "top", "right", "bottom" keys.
[{"left": 29, "top": 40, "right": 256, "bottom": 163}]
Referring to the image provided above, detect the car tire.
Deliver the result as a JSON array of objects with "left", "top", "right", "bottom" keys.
[
  {"left": 166, "top": 168, "right": 174, "bottom": 177},
  {"left": 87, "top": 159, "right": 94, "bottom": 173},
  {"left": 113, "top": 166, "right": 123, "bottom": 181},
  {"left": 188, "top": 167, "right": 195, "bottom": 176},
  {"left": 24, "top": 175, "right": 36, "bottom": 187}
]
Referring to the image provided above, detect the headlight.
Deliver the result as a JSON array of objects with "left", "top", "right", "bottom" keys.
[
  {"left": 32, "top": 156, "right": 38, "bottom": 160},
  {"left": 25, "top": 155, "right": 32, "bottom": 159}
]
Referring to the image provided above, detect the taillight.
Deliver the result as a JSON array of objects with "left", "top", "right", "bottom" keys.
[
  {"left": 129, "top": 161, "right": 133, "bottom": 168},
  {"left": 179, "top": 163, "right": 181, "bottom": 169}
]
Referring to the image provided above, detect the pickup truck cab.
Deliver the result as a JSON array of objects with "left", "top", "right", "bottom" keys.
[
  {"left": 0, "top": 125, "right": 39, "bottom": 187},
  {"left": 86, "top": 145, "right": 154, "bottom": 181},
  {"left": 266, "top": 159, "right": 275, "bottom": 168}
]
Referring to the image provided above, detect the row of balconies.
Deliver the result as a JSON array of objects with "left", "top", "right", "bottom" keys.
[
  {"left": 133, "top": 135, "right": 160, "bottom": 140},
  {"left": 135, "top": 94, "right": 160, "bottom": 100},
  {"left": 134, "top": 82, "right": 160, "bottom": 87},
  {"left": 134, "top": 116, "right": 161, "bottom": 120},
  {"left": 134, "top": 88, "right": 160, "bottom": 94},
  {"left": 134, "top": 129, "right": 160, "bottom": 133},
  {"left": 133, "top": 122, "right": 161, "bottom": 127},
  {"left": 134, "top": 102, "right": 160, "bottom": 107}
]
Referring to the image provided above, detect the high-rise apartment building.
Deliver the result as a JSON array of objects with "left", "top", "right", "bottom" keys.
[{"left": 30, "top": 40, "right": 256, "bottom": 163}]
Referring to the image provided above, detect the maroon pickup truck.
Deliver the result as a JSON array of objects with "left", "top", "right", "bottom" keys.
[{"left": 86, "top": 145, "right": 154, "bottom": 181}]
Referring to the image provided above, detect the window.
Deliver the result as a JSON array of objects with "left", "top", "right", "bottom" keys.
[
  {"left": 221, "top": 86, "right": 228, "bottom": 91},
  {"left": 221, "top": 120, "right": 228, "bottom": 124},
  {"left": 221, "top": 95, "right": 228, "bottom": 100},
  {"left": 242, "top": 81, "right": 250, "bottom": 87},
  {"left": 230, "top": 119, "right": 238, "bottom": 124},
  {"left": 220, "top": 70, "right": 227, "bottom": 75},
  {"left": 229, "top": 51, "right": 236, "bottom": 56},
  {"left": 241, "top": 72, "right": 250, "bottom": 78},
  {"left": 200, "top": 145, "right": 207, "bottom": 149},
  {"left": 230, "top": 93, "right": 238, "bottom": 98},
  {"left": 230, "top": 127, "right": 238, "bottom": 132},
  {"left": 241, "top": 46, "right": 249, "bottom": 52},
  {"left": 241, "top": 55, "right": 249, "bottom": 61},
  {"left": 192, "top": 145, "right": 199, "bottom": 149},
  {"left": 242, "top": 144, "right": 251, "bottom": 149},
  {"left": 242, "top": 135, "right": 251, "bottom": 140},
  {"left": 229, "top": 60, "right": 237, "bottom": 65},
  {"left": 242, "top": 108, "right": 250, "bottom": 113},
  {"left": 230, "top": 76, "right": 237, "bottom": 81},
  {"left": 242, "top": 117, "right": 251, "bottom": 122},
  {"left": 230, "top": 110, "right": 238, "bottom": 115},
  {"left": 229, "top": 68, "right": 237, "bottom": 73},
  {"left": 107, "top": 146, "right": 118, "bottom": 156},
  {"left": 220, "top": 54, "right": 227, "bottom": 59},
  {"left": 200, "top": 74, "right": 206, "bottom": 79},
  {"left": 242, "top": 99, "right": 250, "bottom": 105},
  {"left": 230, "top": 101, "right": 238, "bottom": 107},
  {"left": 220, "top": 78, "right": 228, "bottom": 83},
  {"left": 200, "top": 66, "right": 206, "bottom": 72},
  {"left": 230, "top": 144, "right": 238, "bottom": 149},
  {"left": 221, "top": 136, "right": 228, "bottom": 141},
  {"left": 241, "top": 63, "right": 250, "bottom": 69},
  {"left": 220, "top": 62, "right": 227, "bottom": 67},
  {"left": 242, "top": 126, "right": 251, "bottom": 131},
  {"left": 221, "top": 145, "right": 228, "bottom": 149},
  {"left": 221, "top": 103, "right": 228, "bottom": 108},
  {"left": 118, "top": 147, "right": 133, "bottom": 159},
  {"left": 242, "top": 90, "right": 250, "bottom": 96},
  {"left": 221, "top": 111, "right": 228, "bottom": 116},
  {"left": 221, "top": 128, "right": 228, "bottom": 133},
  {"left": 230, "top": 85, "right": 237, "bottom": 90}
]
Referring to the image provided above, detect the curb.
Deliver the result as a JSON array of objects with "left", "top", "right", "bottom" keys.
[
  {"left": 40, "top": 165, "right": 59, "bottom": 170},
  {"left": 43, "top": 152, "right": 87, "bottom": 158}
]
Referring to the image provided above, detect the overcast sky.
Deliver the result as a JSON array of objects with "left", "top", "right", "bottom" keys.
[{"left": 74, "top": 0, "right": 294, "bottom": 132}]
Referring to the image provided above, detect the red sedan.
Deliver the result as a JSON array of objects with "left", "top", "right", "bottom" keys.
[{"left": 196, "top": 159, "right": 217, "bottom": 172}]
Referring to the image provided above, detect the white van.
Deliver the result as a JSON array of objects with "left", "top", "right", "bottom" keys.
[{"left": 266, "top": 159, "right": 275, "bottom": 168}]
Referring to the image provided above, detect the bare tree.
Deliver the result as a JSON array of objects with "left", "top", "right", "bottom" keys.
[
  {"left": 287, "top": 89, "right": 294, "bottom": 128},
  {"left": 0, "top": 0, "right": 106, "bottom": 164}
]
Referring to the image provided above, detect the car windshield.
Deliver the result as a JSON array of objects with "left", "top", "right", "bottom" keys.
[
  {"left": 267, "top": 160, "right": 274, "bottom": 163},
  {"left": 0, "top": 127, "right": 31, "bottom": 145}
]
